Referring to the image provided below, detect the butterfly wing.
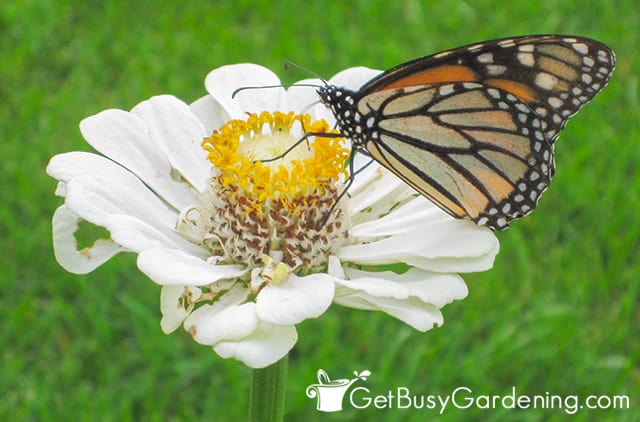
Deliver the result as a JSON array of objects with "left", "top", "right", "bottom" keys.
[
  {"left": 318, "top": 35, "right": 615, "bottom": 229},
  {"left": 359, "top": 82, "right": 553, "bottom": 229},
  {"left": 358, "top": 35, "right": 615, "bottom": 143}
]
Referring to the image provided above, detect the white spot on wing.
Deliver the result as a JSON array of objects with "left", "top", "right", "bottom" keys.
[
  {"left": 548, "top": 97, "right": 563, "bottom": 108},
  {"left": 572, "top": 42, "right": 589, "bottom": 54},
  {"left": 434, "top": 51, "right": 453, "bottom": 58},
  {"left": 535, "top": 107, "right": 548, "bottom": 117},
  {"left": 535, "top": 72, "right": 558, "bottom": 90},
  {"left": 439, "top": 84, "right": 455, "bottom": 96},
  {"left": 477, "top": 52, "right": 494, "bottom": 63},
  {"left": 499, "top": 39, "right": 516, "bottom": 47},
  {"left": 486, "top": 64, "right": 506, "bottom": 75},
  {"left": 517, "top": 52, "right": 535, "bottom": 67},
  {"left": 487, "top": 88, "right": 501, "bottom": 98}
]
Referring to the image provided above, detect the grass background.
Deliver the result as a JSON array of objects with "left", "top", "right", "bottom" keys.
[{"left": 1, "top": 0, "right": 638, "bottom": 420}]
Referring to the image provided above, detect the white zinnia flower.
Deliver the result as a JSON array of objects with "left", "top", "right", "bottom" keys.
[{"left": 47, "top": 64, "right": 499, "bottom": 368}]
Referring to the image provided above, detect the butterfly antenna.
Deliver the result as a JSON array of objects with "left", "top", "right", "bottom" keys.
[
  {"left": 232, "top": 83, "right": 323, "bottom": 98},
  {"left": 300, "top": 99, "right": 323, "bottom": 115},
  {"left": 284, "top": 61, "right": 328, "bottom": 85}
]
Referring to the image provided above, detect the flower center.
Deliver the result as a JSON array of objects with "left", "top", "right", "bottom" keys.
[
  {"left": 202, "top": 112, "right": 348, "bottom": 212},
  {"left": 193, "top": 111, "right": 350, "bottom": 272}
]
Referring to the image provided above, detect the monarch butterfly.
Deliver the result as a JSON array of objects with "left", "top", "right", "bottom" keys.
[{"left": 317, "top": 35, "right": 615, "bottom": 230}]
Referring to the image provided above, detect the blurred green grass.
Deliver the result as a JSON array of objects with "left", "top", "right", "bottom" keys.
[{"left": 1, "top": 0, "right": 638, "bottom": 420}]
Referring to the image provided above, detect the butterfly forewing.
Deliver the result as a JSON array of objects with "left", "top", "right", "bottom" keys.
[{"left": 359, "top": 35, "right": 615, "bottom": 142}]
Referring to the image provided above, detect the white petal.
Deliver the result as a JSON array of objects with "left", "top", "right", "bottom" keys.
[
  {"left": 131, "top": 95, "right": 211, "bottom": 193},
  {"left": 105, "top": 214, "right": 207, "bottom": 257},
  {"left": 160, "top": 285, "right": 202, "bottom": 333},
  {"left": 337, "top": 219, "right": 499, "bottom": 273},
  {"left": 64, "top": 172, "right": 176, "bottom": 232},
  {"left": 79, "top": 109, "right": 197, "bottom": 209},
  {"left": 328, "top": 67, "right": 382, "bottom": 90},
  {"left": 190, "top": 94, "right": 229, "bottom": 135},
  {"left": 327, "top": 255, "right": 345, "bottom": 278},
  {"left": 347, "top": 154, "right": 392, "bottom": 195},
  {"left": 137, "top": 248, "right": 247, "bottom": 286},
  {"left": 348, "top": 161, "right": 408, "bottom": 218},
  {"left": 182, "top": 277, "right": 301, "bottom": 368},
  {"left": 335, "top": 291, "right": 445, "bottom": 332},
  {"left": 205, "top": 64, "right": 288, "bottom": 118},
  {"left": 47, "top": 152, "right": 108, "bottom": 186},
  {"left": 286, "top": 77, "right": 323, "bottom": 108},
  {"left": 329, "top": 263, "right": 465, "bottom": 330},
  {"left": 53, "top": 181, "right": 67, "bottom": 197},
  {"left": 341, "top": 267, "right": 468, "bottom": 308},
  {"left": 186, "top": 297, "right": 258, "bottom": 345},
  {"left": 213, "top": 322, "right": 298, "bottom": 369},
  {"left": 403, "top": 275, "right": 468, "bottom": 307},
  {"left": 335, "top": 267, "right": 466, "bottom": 331},
  {"left": 350, "top": 196, "right": 450, "bottom": 239},
  {"left": 51, "top": 205, "right": 122, "bottom": 274},
  {"left": 255, "top": 273, "right": 334, "bottom": 325},
  {"left": 335, "top": 275, "right": 411, "bottom": 301}
]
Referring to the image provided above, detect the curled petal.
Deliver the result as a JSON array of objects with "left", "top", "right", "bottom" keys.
[
  {"left": 334, "top": 267, "right": 468, "bottom": 331},
  {"left": 340, "top": 267, "right": 468, "bottom": 308},
  {"left": 160, "top": 285, "right": 202, "bottom": 333},
  {"left": 51, "top": 205, "right": 123, "bottom": 274},
  {"left": 335, "top": 291, "right": 445, "bottom": 332}
]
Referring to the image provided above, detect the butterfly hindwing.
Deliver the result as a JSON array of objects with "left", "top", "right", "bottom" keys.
[{"left": 360, "top": 82, "right": 553, "bottom": 229}]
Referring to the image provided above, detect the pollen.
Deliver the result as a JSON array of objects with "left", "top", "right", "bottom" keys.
[{"left": 194, "top": 111, "right": 351, "bottom": 272}]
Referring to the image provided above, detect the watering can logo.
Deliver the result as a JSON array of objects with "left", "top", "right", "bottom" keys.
[{"left": 305, "top": 369, "right": 371, "bottom": 412}]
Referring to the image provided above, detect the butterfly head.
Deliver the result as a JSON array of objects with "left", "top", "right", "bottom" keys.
[
  {"left": 317, "top": 85, "right": 353, "bottom": 112},
  {"left": 317, "top": 85, "right": 369, "bottom": 147}
]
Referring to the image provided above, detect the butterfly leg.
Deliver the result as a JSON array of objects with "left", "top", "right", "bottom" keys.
[
  {"left": 257, "top": 131, "right": 344, "bottom": 163},
  {"left": 319, "top": 152, "right": 375, "bottom": 226}
]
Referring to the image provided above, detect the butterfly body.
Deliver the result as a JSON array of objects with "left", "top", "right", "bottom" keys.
[{"left": 318, "top": 35, "right": 615, "bottom": 230}]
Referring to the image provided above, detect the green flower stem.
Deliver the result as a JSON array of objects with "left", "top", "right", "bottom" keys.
[{"left": 249, "top": 354, "right": 288, "bottom": 422}]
